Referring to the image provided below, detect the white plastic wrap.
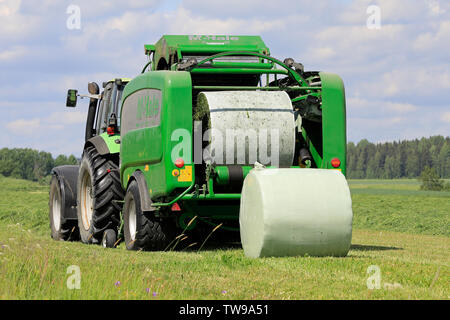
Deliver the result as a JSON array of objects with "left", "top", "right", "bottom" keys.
[{"left": 239, "top": 168, "right": 353, "bottom": 258}]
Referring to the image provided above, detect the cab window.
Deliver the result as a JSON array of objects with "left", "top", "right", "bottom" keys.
[{"left": 94, "top": 81, "right": 127, "bottom": 135}]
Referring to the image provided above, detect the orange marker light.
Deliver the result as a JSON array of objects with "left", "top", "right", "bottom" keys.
[{"left": 107, "top": 126, "right": 115, "bottom": 136}]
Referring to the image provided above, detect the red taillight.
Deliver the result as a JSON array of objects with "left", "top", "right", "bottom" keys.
[
  {"left": 331, "top": 158, "right": 341, "bottom": 168},
  {"left": 171, "top": 203, "right": 181, "bottom": 212},
  {"left": 175, "top": 158, "right": 184, "bottom": 168},
  {"left": 107, "top": 126, "right": 115, "bottom": 136}
]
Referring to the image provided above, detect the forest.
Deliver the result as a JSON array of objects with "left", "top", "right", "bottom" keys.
[
  {"left": 0, "top": 148, "right": 77, "bottom": 182},
  {"left": 0, "top": 135, "right": 449, "bottom": 182},
  {"left": 347, "top": 135, "right": 449, "bottom": 179}
]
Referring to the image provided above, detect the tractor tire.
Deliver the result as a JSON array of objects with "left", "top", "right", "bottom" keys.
[
  {"left": 76, "top": 146, "right": 124, "bottom": 244},
  {"left": 102, "top": 229, "right": 117, "bottom": 248},
  {"left": 123, "top": 180, "right": 174, "bottom": 251},
  {"left": 49, "top": 175, "right": 78, "bottom": 241}
]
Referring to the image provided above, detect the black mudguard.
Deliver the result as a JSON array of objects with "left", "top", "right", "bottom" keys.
[
  {"left": 51, "top": 165, "right": 79, "bottom": 221},
  {"left": 85, "top": 135, "right": 110, "bottom": 156},
  {"left": 130, "top": 170, "right": 156, "bottom": 213}
]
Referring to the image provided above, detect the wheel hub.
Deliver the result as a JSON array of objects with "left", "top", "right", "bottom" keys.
[
  {"left": 52, "top": 189, "right": 61, "bottom": 231},
  {"left": 128, "top": 198, "right": 137, "bottom": 241},
  {"left": 81, "top": 172, "right": 93, "bottom": 231}
]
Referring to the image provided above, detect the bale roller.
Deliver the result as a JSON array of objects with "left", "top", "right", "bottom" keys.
[{"left": 53, "top": 35, "right": 353, "bottom": 257}]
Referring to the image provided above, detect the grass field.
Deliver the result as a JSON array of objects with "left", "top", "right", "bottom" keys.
[{"left": 0, "top": 176, "right": 448, "bottom": 299}]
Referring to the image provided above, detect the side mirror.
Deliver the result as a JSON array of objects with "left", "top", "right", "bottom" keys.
[{"left": 66, "top": 89, "right": 78, "bottom": 107}]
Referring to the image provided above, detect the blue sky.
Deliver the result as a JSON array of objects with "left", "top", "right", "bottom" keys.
[{"left": 1, "top": 0, "right": 449, "bottom": 156}]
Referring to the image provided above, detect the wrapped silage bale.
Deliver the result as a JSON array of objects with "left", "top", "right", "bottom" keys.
[{"left": 239, "top": 168, "right": 353, "bottom": 258}]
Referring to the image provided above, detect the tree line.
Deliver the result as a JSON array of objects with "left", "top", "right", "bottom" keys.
[
  {"left": 0, "top": 135, "right": 449, "bottom": 183},
  {"left": 347, "top": 136, "right": 450, "bottom": 179},
  {"left": 0, "top": 148, "right": 78, "bottom": 182}
]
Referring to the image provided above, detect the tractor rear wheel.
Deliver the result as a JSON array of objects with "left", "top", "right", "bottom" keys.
[
  {"left": 123, "top": 180, "right": 174, "bottom": 251},
  {"left": 76, "top": 146, "right": 124, "bottom": 244}
]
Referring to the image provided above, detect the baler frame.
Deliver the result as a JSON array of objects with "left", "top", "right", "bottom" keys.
[{"left": 149, "top": 50, "right": 345, "bottom": 208}]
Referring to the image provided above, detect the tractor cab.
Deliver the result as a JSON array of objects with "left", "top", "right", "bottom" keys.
[
  {"left": 95, "top": 79, "right": 130, "bottom": 137},
  {"left": 66, "top": 78, "right": 130, "bottom": 141}
]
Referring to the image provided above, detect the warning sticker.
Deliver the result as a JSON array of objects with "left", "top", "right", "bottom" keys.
[{"left": 178, "top": 166, "right": 192, "bottom": 182}]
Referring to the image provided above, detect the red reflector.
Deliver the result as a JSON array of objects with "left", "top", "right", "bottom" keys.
[
  {"left": 331, "top": 158, "right": 341, "bottom": 168},
  {"left": 175, "top": 158, "right": 184, "bottom": 168},
  {"left": 171, "top": 203, "right": 181, "bottom": 212},
  {"left": 107, "top": 126, "right": 114, "bottom": 136}
]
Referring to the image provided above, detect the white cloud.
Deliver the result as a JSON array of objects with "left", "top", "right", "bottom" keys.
[
  {"left": 6, "top": 111, "right": 87, "bottom": 136},
  {"left": 47, "top": 111, "right": 86, "bottom": 125},
  {"left": 354, "top": 67, "right": 450, "bottom": 100},
  {"left": 163, "top": 7, "right": 286, "bottom": 34},
  {"left": 337, "top": 0, "right": 440, "bottom": 25},
  {"left": 426, "top": 0, "right": 446, "bottom": 16},
  {"left": 343, "top": 95, "right": 449, "bottom": 143},
  {"left": 0, "top": 72, "right": 120, "bottom": 103},
  {"left": 6, "top": 118, "right": 40, "bottom": 135},
  {"left": 0, "top": 0, "right": 41, "bottom": 40},
  {"left": 375, "top": 0, "right": 425, "bottom": 21},
  {"left": 442, "top": 111, "right": 450, "bottom": 124},
  {"left": 0, "top": 46, "right": 26, "bottom": 61},
  {"left": 0, "top": 0, "right": 21, "bottom": 16},
  {"left": 347, "top": 97, "right": 418, "bottom": 114},
  {"left": 181, "top": 0, "right": 316, "bottom": 19},
  {"left": 413, "top": 20, "right": 450, "bottom": 51},
  {"left": 348, "top": 117, "right": 406, "bottom": 135},
  {"left": 310, "top": 47, "right": 336, "bottom": 60},
  {"left": 62, "top": 5, "right": 289, "bottom": 51},
  {"left": 307, "top": 23, "right": 408, "bottom": 60}
]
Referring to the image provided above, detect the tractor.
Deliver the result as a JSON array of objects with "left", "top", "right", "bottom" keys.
[
  {"left": 49, "top": 78, "right": 129, "bottom": 247},
  {"left": 49, "top": 35, "right": 352, "bottom": 257}
]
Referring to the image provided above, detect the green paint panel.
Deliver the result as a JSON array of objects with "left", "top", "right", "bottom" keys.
[
  {"left": 320, "top": 72, "right": 347, "bottom": 176},
  {"left": 151, "top": 35, "right": 270, "bottom": 70},
  {"left": 120, "top": 71, "right": 193, "bottom": 198},
  {"left": 99, "top": 132, "right": 121, "bottom": 154},
  {"left": 300, "top": 73, "right": 347, "bottom": 176}
]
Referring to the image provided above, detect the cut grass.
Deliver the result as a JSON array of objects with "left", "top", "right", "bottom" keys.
[
  {"left": 0, "top": 176, "right": 448, "bottom": 299},
  {"left": 0, "top": 225, "right": 448, "bottom": 299},
  {"left": 348, "top": 179, "right": 450, "bottom": 236}
]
